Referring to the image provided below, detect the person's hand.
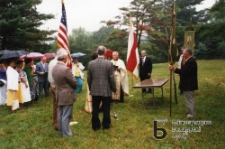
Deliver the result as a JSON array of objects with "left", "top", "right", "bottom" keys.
[
  {"left": 148, "top": 73, "right": 151, "bottom": 77},
  {"left": 25, "top": 84, "right": 28, "bottom": 88},
  {"left": 114, "top": 91, "right": 118, "bottom": 95},
  {"left": 169, "top": 65, "right": 175, "bottom": 71},
  {"left": 40, "top": 72, "right": 45, "bottom": 75}
]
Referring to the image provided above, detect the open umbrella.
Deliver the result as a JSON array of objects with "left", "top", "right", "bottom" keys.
[
  {"left": 44, "top": 53, "right": 55, "bottom": 59},
  {"left": 71, "top": 52, "right": 86, "bottom": 59},
  {"left": 0, "top": 49, "right": 28, "bottom": 60},
  {"left": 21, "top": 52, "right": 44, "bottom": 59}
]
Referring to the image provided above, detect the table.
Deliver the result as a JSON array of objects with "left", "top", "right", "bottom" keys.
[{"left": 133, "top": 78, "right": 169, "bottom": 106}]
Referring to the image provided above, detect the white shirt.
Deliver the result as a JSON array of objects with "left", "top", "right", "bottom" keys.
[
  {"left": 6, "top": 66, "right": 19, "bottom": 90},
  {"left": 178, "top": 54, "right": 183, "bottom": 69},
  {"left": 142, "top": 56, "right": 146, "bottom": 64},
  {"left": 48, "top": 57, "right": 58, "bottom": 87}
]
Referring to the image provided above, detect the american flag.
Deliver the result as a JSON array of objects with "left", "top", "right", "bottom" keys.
[{"left": 56, "top": 1, "right": 72, "bottom": 68}]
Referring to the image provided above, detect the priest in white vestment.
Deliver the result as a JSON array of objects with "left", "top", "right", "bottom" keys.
[{"left": 111, "top": 51, "right": 129, "bottom": 102}]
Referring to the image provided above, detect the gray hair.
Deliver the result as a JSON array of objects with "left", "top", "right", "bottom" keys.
[
  {"left": 141, "top": 50, "right": 147, "bottom": 54},
  {"left": 184, "top": 48, "right": 192, "bottom": 55},
  {"left": 56, "top": 48, "right": 68, "bottom": 60},
  {"left": 97, "top": 46, "right": 106, "bottom": 55},
  {"left": 112, "top": 51, "right": 119, "bottom": 56}
]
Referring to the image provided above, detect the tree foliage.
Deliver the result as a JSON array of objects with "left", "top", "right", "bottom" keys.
[{"left": 0, "top": 0, "right": 55, "bottom": 52}]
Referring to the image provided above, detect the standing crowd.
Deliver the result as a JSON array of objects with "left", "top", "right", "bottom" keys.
[{"left": 0, "top": 45, "right": 198, "bottom": 138}]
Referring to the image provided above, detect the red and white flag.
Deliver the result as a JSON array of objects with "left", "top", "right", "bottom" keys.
[
  {"left": 56, "top": 1, "right": 72, "bottom": 69},
  {"left": 126, "top": 19, "right": 140, "bottom": 78}
]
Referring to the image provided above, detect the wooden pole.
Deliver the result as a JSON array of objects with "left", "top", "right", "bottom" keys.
[
  {"left": 131, "top": 72, "right": 134, "bottom": 91},
  {"left": 173, "top": 71, "right": 178, "bottom": 104},
  {"left": 170, "top": 69, "right": 172, "bottom": 117}
]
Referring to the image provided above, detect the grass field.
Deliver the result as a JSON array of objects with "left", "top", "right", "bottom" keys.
[{"left": 0, "top": 60, "right": 225, "bottom": 149}]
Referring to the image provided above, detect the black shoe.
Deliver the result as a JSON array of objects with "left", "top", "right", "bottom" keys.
[
  {"left": 93, "top": 127, "right": 101, "bottom": 131},
  {"left": 103, "top": 126, "right": 110, "bottom": 130}
]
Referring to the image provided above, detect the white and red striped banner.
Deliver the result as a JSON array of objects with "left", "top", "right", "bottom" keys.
[{"left": 126, "top": 19, "right": 140, "bottom": 78}]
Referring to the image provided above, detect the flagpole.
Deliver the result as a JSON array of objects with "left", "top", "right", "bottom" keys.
[
  {"left": 169, "top": 0, "right": 176, "bottom": 117},
  {"left": 131, "top": 72, "right": 133, "bottom": 91},
  {"left": 173, "top": 71, "right": 178, "bottom": 104}
]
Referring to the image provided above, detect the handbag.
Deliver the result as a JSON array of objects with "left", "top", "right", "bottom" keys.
[
  {"left": 12, "top": 99, "right": 20, "bottom": 111},
  {"left": 0, "top": 80, "right": 5, "bottom": 87}
]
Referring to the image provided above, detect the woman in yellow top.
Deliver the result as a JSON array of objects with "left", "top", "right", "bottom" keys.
[{"left": 71, "top": 57, "right": 85, "bottom": 93}]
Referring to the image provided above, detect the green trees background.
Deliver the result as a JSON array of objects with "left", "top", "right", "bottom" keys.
[
  {"left": 0, "top": 0, "right": 55, "bottom": 52},
  {"left": 1, "top": 0, "right": 225, "bottom": 63}
]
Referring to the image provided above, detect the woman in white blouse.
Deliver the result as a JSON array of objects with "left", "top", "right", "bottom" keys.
[
  {"left": 16, "top": 59, "right": 31, "bottom": 103},
  {"left": 6, "top": 58, "right": 19, "bottom": 110}
]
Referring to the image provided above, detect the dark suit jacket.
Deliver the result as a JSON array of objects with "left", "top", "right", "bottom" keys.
[
  {"left": 35, "top": 62, "right": 48, "bottom": 82},
  {"left": 175, "top": 57, "right": 198, "bottom": 91},
  {"left": 139, "top": 57, "right": 152, "bottom": 80},
  {"left": 87, "top": 57, "right": 116, "bottom": 97},
  {"left": 52, "top": 62, "right": 77, "bottom": 106}
]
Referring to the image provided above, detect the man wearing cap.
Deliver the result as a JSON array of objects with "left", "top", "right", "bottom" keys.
[
  {"left": 169, "top": 48, "right": 198, "bottom": 118},
  {"left": 52, "top": 48, "right": 77, "bottom": 137}
]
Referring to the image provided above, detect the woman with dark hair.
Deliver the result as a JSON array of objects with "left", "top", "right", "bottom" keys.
[
  {"left": 17, "top": 59, "right": 31, "bottom": 103},
  {"left": 23, "top": 58, "right": 36, "bottom": 101},
  {"left": 6, "top": 58, "right": 19, "bottom": 110},
  {"left": 0, "top": 60, "right": 7, "bottom": 105}
]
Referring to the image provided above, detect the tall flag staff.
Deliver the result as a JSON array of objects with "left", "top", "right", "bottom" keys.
[
  {"left": 169, "top": 0, "right": 178, "bottom": 117},
  {"left": 126, "top": 18, "right": 140, "bottom": 85},
  {"left": 56, "top": 0, "right": 72, "bottom": 69}
]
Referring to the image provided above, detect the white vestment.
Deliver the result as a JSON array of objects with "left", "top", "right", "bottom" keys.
[{"left": 111, "top": 59, "right": 129, "bottom": 95}]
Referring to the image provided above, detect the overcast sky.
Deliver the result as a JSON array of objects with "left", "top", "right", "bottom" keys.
[{"left": 37, "top": 0, "right": 216, "bottom": 35}]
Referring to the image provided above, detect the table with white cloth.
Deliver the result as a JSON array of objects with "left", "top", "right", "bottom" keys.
[{"left": 133, "top": 78, "right": 169, "bottom": 107}]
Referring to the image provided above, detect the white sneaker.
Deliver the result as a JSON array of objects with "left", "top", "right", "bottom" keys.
[
  {"left": 69, "top": 121, "right": 78, "bottom": 126},
  {"left": 187, "top": 114, "right": 193, "bottom": 118}
]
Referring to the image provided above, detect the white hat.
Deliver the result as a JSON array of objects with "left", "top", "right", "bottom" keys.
[{"left": 56, "top": 48, "right": 68, "bottom": 59}]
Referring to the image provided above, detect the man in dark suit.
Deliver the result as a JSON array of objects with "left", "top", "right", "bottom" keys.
[
  {"left": 87, "top": 46, "right": 117, "bottom": 131},
  {"left": 139, "top": 50, "right": 153, "bottom": 93},
  {"left": 169, "top": 48, "right": 198, "bottom": 118},
  {"left": 35, "top": 56, "right": 49, "bottom": 98},
  {"left": 52, "top": 48, "right": 77, "bottom": 137}
]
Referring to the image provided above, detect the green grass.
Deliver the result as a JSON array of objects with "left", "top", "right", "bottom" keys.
[{"left": 0, "top": 60, "right": 225, "bottom": 149}]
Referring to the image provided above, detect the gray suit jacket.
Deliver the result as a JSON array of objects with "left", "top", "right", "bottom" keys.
[
  {"left": 87, "top": 57, "right": 116, "bottom": 97},
  {"left": 35, "top": 62, "right": 48, "bottom": 82},
  {"left": 52, "top": 62, "right": 77, "bottom": 106}
]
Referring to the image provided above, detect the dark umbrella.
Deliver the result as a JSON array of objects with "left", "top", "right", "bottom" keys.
[{"left": 0, "top": 50, "right": 28, "bottom": 60}]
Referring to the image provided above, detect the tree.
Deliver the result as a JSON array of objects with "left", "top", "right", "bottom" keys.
[
  {"left": 194, "top": 0, "right": 225, "bottom": 59},
  {"left": 0, "top": 0, "right": 55, "bottom": 51},
  {"left": 69, "top": 27, "right": 93, "bottom": 53}
]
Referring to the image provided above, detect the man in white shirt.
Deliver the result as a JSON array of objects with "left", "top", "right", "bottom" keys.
[
  {"left": 111, "top": 51, "right": 129, "bottom": 103},
  {"left": 48, "top": 56, "right": 58, "bottom": 130}
]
